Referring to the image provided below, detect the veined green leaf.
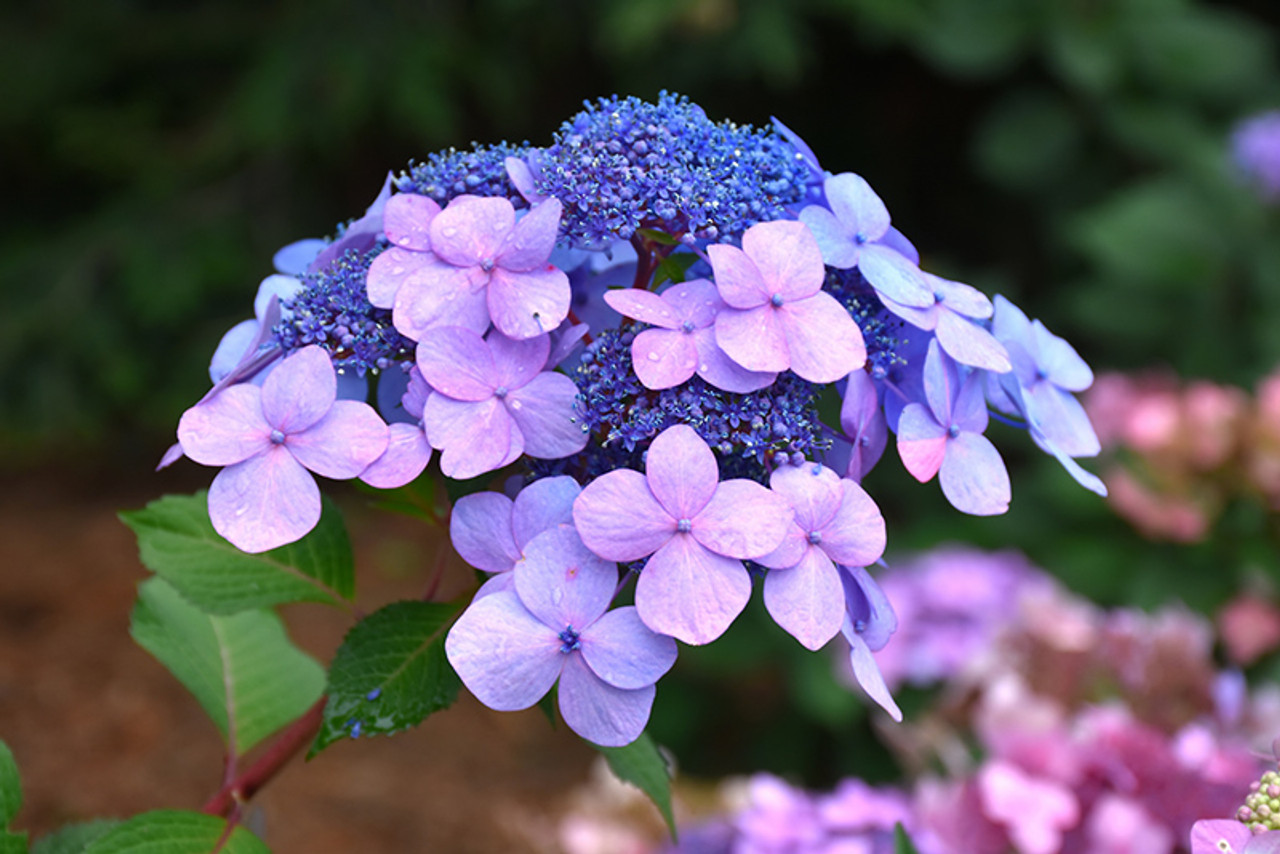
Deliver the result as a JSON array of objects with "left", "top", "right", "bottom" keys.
[
  {"left": 82, "top": 811, "right": 269, "bottom": 854},
  {"left": 596, "top": 732, "right": 676, "bottom": 838}
]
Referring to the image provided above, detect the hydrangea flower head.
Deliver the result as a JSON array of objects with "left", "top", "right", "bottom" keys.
[
  {"left": 572, "top": 424, "right": 793, "bottom": 644},
  {"left": 177, "top": 345, "right": 388, "bottom": 552},
  {"left": 445, "top": 524, "right": 677, "bottom": 746},
  {"left": 1231, "top": 110, "right": 1280, "bottom": 201}
]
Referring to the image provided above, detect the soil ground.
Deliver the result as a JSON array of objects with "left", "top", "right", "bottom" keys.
[{"left": 0, "top": 461, "right": 598, "bottom": 853}]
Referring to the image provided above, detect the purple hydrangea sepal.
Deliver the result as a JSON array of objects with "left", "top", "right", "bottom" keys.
[
  {"left": 879, "top": 273, "right": 1012, "bottom": 373},
  {"left": 365, "top": 192, "right": 443, "bottom": 310},
  {"left": 449, "top": 475, "right": 581, "bottom": 578},
  {"left": 603, "top": 279, "right": 776, "bottom": 393},
  {"left": 417, "top": 327, "right": 587, "bottom": 479},
  {"left": 897, "top": 339, "right": 1011, "bottom": 516},
  {"left": 840, "top": 563, "right": 901, "bottom": 721},
  {"left": 177, "top": 345, "right": 389, "bottom": 552},
  {"left": 444, "top": 525, "right": 677, "bottom": 747},
  {"left": 392, "top": 195, "right": 570, "bottom": 342},
  {"left": 839, "top": 368, "right": 888, "bottom": 482},
  {"left": 709, "top": 220, "right": 866, "bottom": 384},
  {"left": 572, "top": 424, "right": 793, "bottom": 645},
  {"left": 798, "top": 173, "right": 933, "bottom": 308},
  {"left": 756, "top": 463, "right": 887, "bottom": 650},
  {"left": 359, "top": 368, "right": 433, "bottom": 489}
]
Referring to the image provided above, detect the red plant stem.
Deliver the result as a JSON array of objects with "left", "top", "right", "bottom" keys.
[{"left": 202, "top": 696, "right": 328, "bottom": 817}]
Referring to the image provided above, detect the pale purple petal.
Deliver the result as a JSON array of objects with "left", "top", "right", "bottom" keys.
[
  {"left": 896, "top": 403, "right": 947, "bottom": 483},
  {"left": 939, "top": 432, "right": 1011, "bottom": 516},
  {"left": 273, "top": 239, "right": 327, "bottom": 275},
  {"left": 514, "top": 525, "right": 616, "bottom": 630},
  {"left": 178, "top": 384, "right": 269, "bottom": 466},
  {"left": 504, "top": 372, "right": 588, "bottom": 459},
  {"left": 878, "top": 295, "right": 939, "bottom": 331},
  {"left": 858, "top": 244, "right": 933, "bottom": 308},
  {"left": 574, "top": 469, "right": 675, "bottom": 561},
  {"left": 693, "top": 479, "right": 792, "bottom": 560},
  {"left": 692, "top": 329, "right": 777, "bottom": 393},
  {"left": 715, "top": 306, "right": 789, "bottom": 373},
  {"left": 768, "top": 463, "right": 842, "bottom": 533},
  {"left": 488, "top": 264, "right": 571, "bottom": 340},
  {"left": 823, "top": 173, "right": 890, "bottom": 242},
  {"left": 510, "top": 476, "right": 581, "bottom": 551},
  {"left": 847, "top": 635, "right": 902, "bottom": 721},
  {"left": 580, "top": 606, "right": 678, "bottom": 690},
  {"left": 383, "top": 193, "right": 440, "bottom": 252},
  {"left": 935, "top": 310, "right": 1011, "bottom": 373},
  {"left": 253, "top": 274, "right": 305, "bottom": 320},
  {"left": 504, "top": 156, "right": 544, "bottom": 204},
  {"left": 815, "top": 479, "right": 886, "bottom": 567},
  {"left": 261, "top": 346, "right": 336, "bottom": 434},
  {"left": 631, "top": 328, "right": 698, "bottom": 390},
  {"left": 499, "top": 198, "right": 561, "bottom": 271},
  {"left": 741, "top": 220, "right": 825, "bottom": 300},
  {"left": 779, "top": 292, "right": 866, "bottom": 383},
  {"left": 931, "top": 275, "right": 993, "bottom": 319},
  {"left": 474, "top": 571, "right": 515, "bottom": 599},
  {"left": 424, "top": 395, "right": 519, "bottom": 479},
  {"left": 663, "top": 279, "right": 722, "bottom": 327},
  {"left": 921, "top": 339, "right": 958, "bottom": 426},
  {"left": 645, "top": 424, "right": 719, "bottom": 520},
  {"left": 1033, "top": 320, "right": 1094, "bottom": 391},
  {"left": 207, "top": 449, "right": 320, "bottom": 553},
  {"left": 445, "top": 591, "right": 560, "bottom": 711},
  {"left": 952, "top": 372, "right": 990, "bottom": 434},
  {"left": 430, "top": 195, "right": 513, "bottom": 267},
  {"left": 367, "top": 246, "right": 435, "bottom": 309},
  {"left": 287, "top": 399, "right": 388, "bottom": 479},
  {"left": 488, "top": 330, "right": 550, "bottom": 392},
  {"left": 841, "top": 564, "right": 897, "bottom": 651},
  {"left": 754, "top": 520, "right": 808, "bottom": 571},
  {"left": 1191, "top": 820, "right": 1251, "bottom": 854},
  {"left": 707, "top": 243, "right": 768, "bottom": 309},
  {"left": 359, "top": 422, "right": 431, "bottom": 489},
  {"left": 839, "top": 369, "right": 887, "bottom": 482},
  {"left": 991, "top": 294, "right": 1032, "bottom": 345},
  {"left": 209, "top": 319, "right": 260, "bottom": 384},
  {"left": 636, "top": 534, "right": 751, "bottom": 645},
  {"left": 557, "top": 653, "right": 654, "bottom": 747},
  {"left": 798, "top": 204, "right": 858, "bottom": 269},
  {"left": 764, "top": 547, "right": 844, "bottom": 650},
  {"left": 415, "top": 326, "right": 496, "bottom": 401},
  {"left": 1244, "top": 831, "right": 1280, "bottom": 854},
  {"left": 392, "top": 261, "right": 491, "bottom": 340},
  {"left": 450, "top": 491, "right": 520, "bottom": 573},
  {"left": 1025, "top": 383, "right": 1100, "bottom": 457},
  {"left": 547, "top": 321, "right": 589, "bottom": 369},
  {"left": 603, "top": 288, "right": 680, "bottom": 328}
]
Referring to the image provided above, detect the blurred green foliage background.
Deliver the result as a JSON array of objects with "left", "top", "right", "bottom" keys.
[{"left": 7, "top": 0, "right": 1280, "bottom": 786}]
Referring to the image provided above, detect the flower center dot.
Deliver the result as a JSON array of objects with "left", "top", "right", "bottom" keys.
[
  {"left": 770, "top": 293, "right": 784, "bottom": 307},
  {"left": 494, "top": 386, "right": 508, "bottom": 399},
  {"left": 681, "top": 320, "right": 696, "bottom": 333},
  {"left": 677, "top": 518, "right": 692, "bottom": 533},
  {"left": 481, "top": 258, "right": 496, "bottom": 272},
  {"left": 269, "top": 429, "right": 286, "bottom": 445},
  {"left": 947, "top": 423, "right": 961, "bottom": 439},
  {"left": 807, "top": 531, "right": 823, "bottom": 545},
  {"left": 558, "top": 625, "right": 582, "bottom": 654}
]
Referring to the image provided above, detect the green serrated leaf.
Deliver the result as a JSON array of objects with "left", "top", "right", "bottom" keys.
[
  {"left": 130, "top": 578, "right": 325, "bottom": 755},
  {"left": 32, "top": 821, "right": 120, "bottom": 854},
  {"left": 893, "top": 822, "right": 921, "bottom": 854},
  {"left": 596, "top": 732, "right": 676, "bottom": 838},
  {"left": 0, "top": 742, "right": 20, "bottom": 827},
  {"left": 82, "top": 811, "right": 269, "bottom": 854},
  {"left": 120, "top": 492, "right": 355, "bottom": 615},
  {"left": 312, "top": 601, "right": 463, "bottom": 754}
]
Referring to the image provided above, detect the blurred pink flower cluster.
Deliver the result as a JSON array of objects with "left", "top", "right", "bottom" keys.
[{"left": 1084, "top": 369, "right": 1280, "bottom": 542}]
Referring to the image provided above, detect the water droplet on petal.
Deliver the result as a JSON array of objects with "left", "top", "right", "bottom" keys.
[
  {"left": 509, "top": 399, "right": 523, "bottom": 410},
  {"left": 442, "top": 227, "right": 458, "bottom": 238},
  {"left": 647, "top": 351, "right": 660, "bottom": 361},
  {"left": 398, "top": 236, "right": 411, "bottom": 246},
  {"left": 391, "top": 266, "right": 405, "bottom": 276}
]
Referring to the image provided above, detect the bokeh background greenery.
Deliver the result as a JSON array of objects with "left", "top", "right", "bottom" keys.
[{"left": 7, "top": 0, "right": 1280, "bottom": 787}]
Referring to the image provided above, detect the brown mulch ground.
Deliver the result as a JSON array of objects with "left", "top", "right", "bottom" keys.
[{"left": 0, "top": 461, "right": 597, "bottom": 853}]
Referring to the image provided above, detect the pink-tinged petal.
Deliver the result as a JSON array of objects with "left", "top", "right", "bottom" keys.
[
  {"left": 450, "top": 491, "right": 519, "bottom": 572},
  {"left": 415, "top": 327, "right": 496, "bottom": 401},
  {"left": 768, "top": 463, "right": 842, "bottom": 533},
  {"left": 817, "top": 479, "right": 886, "bottom": 567},
  {"left": 693, "top": 478, "right": 792, "bottom": 559},
  {"left": 896, "top": 403, "right": 947, "bottom": 483},
  {"left": 742, "top": 220, "right": 825, "bottom": 300},
  {"left": 707, "top": 243, "right": 768, "bottom": 309},
  {"left": 692, "top": 329, "right": 777, "bottom": 393},
  {"left": 604, "top": 288, "right": 680, "bottom": 329},
  {"left": 581, "top": 606, "right": 678, "bottom": 690},
  {"left": 1190, "top": 820, "right": 1251, "bottom": 854},
  {"left": 715, "top": 306, "right": 789, "bottom": 373},
  {"left": 358, "top": 422, "right": 430, "bottom": 489},
  {"left": 178, "top": 384, "right": 269, "bottom": 466},
  {"left": 645, "top": 424, "right": 719, "bottom": 519},
  {"left": 287, "top": 399, "right": 388, "bottom": 479},
  {"left": 157, "top": 441, "right": 184, "bottom": 471},
  {"left": 931, "top": 275, "right": 993, "bottom": 319},
  {"left": 366, "top": 246, "right": 436, "bottom": 309},
  {"left": 557, "top": 653, "right": 654, "bottom": 747},
  {"left": 487, "top": 329, "right": 550, "bottom": 391},
  {"left": 499, "top": 197, "right": 561, "bottom": 271},
  {"left": 977, "top": 762, "right": 1078, "bottom": 854},
  {"left": 779, "top": 292, "right": 866, "bottom": 383},
  {"left": 444, "top": 591, "right": 560, "bottom": 711},
  {"left": 764, "top": 547, "right": 844, "bottom": 650},
  {"left": 636, "top": 535, "right": 751, "bottom": 645},
  {"left": 631, "top": 328, "right": 698, "bottom": 390},
  {"left": 824, "top": 173, "right": 890, "bottom": 241},
  {"left": 664, "top": 279, "right": 722, "bottom": 327},
  {"left": 846, "top": 634, "right": 902, "bottom": 721},
  {"left": 858, "top": 244, "right": 933, "bottom": 308},
  {"left": 207, "top": 449, "right": 320, "bottom": 553},
  {"left": 754, "top": 521, "right": 808, "bottom": 570},
  {"left": 487, "top": 265, "right": 571, "bottom": 340},
  {"left": 798, "top": 204, "right": 858, "bottom": 269},
  {"left": 261, "top": 346, "right": 336, "bottom": 434},
  {"left": 504, "top": 372, "right": 588, "bottom": 459},
  {"left": 430, "top": 196, "right": 513, "bottom": 267},
  {"left": 383, "top": 193, "right": 440, "bottom": 252},
  {"left": 392, "top": 257, "right": 491, "bottom": 338},
  {"left": 939, "top": 432, "right": 1011, "bottom": 516},
  {"left": 574, "top": 469, "right": 675, "bottom": 561},
  {"left": 424, "top": 395, "right": 519, "bottom": 479},
  {"left": 515, "top": 525, "right": 616, "bottom": 630},
  {"left": 935, "top": 310, "right": 1011, "bottom": 373}
]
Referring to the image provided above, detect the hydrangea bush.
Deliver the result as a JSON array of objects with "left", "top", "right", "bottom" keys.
[{"left": 8, "top": 92, "right": 1109, "bottom": 850}]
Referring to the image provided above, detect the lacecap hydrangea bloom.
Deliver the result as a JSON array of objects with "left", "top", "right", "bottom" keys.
[{"left": 168, "top": 91, "right": 1105, "bottom": 747}]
